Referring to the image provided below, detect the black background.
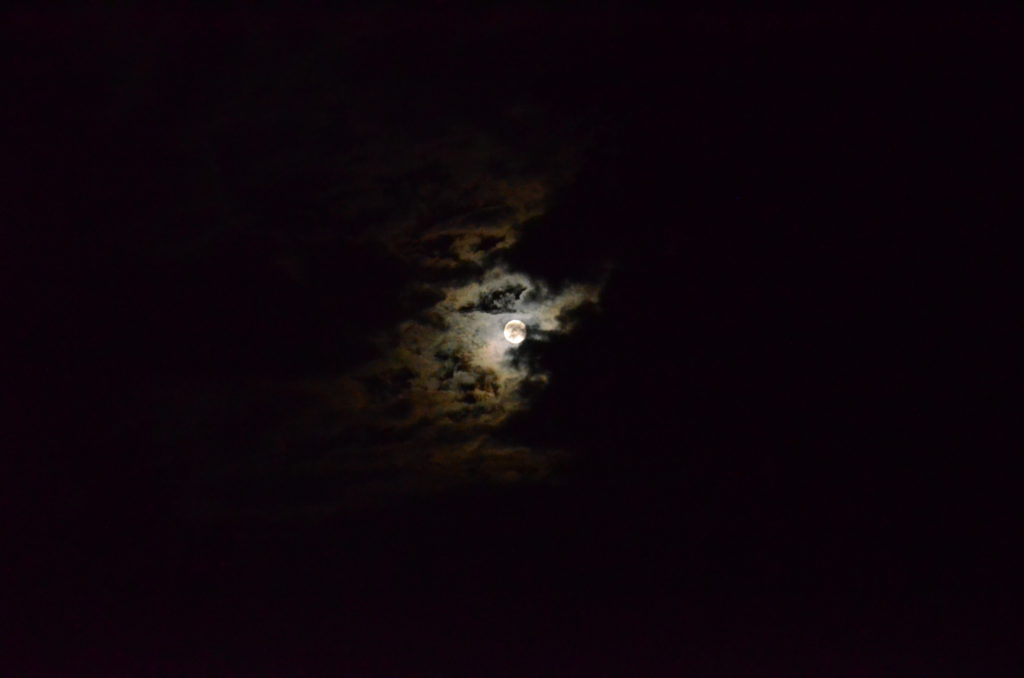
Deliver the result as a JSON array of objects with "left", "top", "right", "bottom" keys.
[{"left": 8, "top": 5, "right": 1018, "bottom": 676}]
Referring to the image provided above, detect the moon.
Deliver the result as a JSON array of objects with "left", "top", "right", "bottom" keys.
[{"left": 503, "top": 319, "right": 527, "bottom": 344}]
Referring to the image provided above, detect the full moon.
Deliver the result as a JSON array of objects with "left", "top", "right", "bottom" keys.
[{"left": 503, "top": 319, "right": 527, "bottom": 344}]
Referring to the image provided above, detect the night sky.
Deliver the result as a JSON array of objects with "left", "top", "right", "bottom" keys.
[{"left": 9, "top": 6, "right": 1018, "bottom": 676}]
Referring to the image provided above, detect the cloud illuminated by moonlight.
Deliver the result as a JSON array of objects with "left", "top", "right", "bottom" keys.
[
  {"left": 387, "top": 266, "right": 599, "bottom": 428},
  {"left": 338, "top": 259, "right": 602, "bottom": 486}
]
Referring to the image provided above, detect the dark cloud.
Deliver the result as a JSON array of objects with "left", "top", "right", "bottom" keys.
[{"left": 460, "top": 282, "right": 528, "bottom": 313}]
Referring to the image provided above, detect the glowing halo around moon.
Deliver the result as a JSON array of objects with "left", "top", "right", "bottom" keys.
[{"left": 503, "top": 319, "right": 527, "bottom": 344}]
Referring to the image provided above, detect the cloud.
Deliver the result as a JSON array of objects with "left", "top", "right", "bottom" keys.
[
  {"left": 331, "top": 193, "right": 604, "bottom": 490},
  {"left": 370, "top": 264, "right": 600, "bottom": 426},
  {"left": 329, "top": 116, "right": 581, "bottom": 268}
]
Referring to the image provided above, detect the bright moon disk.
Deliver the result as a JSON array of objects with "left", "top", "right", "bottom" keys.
[{"left": 503, "top": 319, "right": 527, "bottom": 344}]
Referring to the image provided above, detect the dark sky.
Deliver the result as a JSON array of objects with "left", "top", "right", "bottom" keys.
[{"left": 9, "top": 6, "right": 1018, "bottom": 676}]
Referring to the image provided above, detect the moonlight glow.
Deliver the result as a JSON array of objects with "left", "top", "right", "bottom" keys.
[{"left": 503, "top": 319, "right": 527, "bottom": 344}]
